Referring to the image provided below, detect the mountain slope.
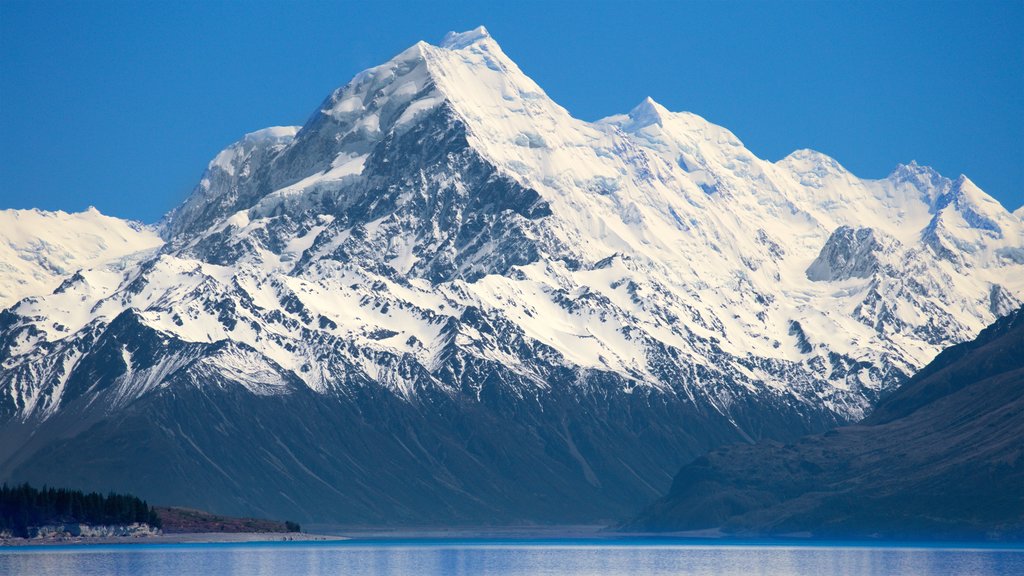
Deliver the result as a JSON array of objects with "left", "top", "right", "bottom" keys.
[
  {"left": 0, "top": 208, "right": 162, "bottom": 308},
  {"left": 628, "top": 306, "right": 1024, "bottom": 539},
  {"left": 1, "top": 27, "right": 1022, "bottom": 524}
]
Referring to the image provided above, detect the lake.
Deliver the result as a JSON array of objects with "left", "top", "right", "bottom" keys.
[{"left": 1, "top": 540, "right": 1022, "bottom": 575}]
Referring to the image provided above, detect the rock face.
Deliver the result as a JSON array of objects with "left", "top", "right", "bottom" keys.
[
  {"left": 628, "top": 307, "right": 1024, "bottom": 540},
  {"left": 1, "top": 27, "right": 1022, "bottom": 524},
  {"left": 806, "top": 226, "right": 884, "bottom": 281}
]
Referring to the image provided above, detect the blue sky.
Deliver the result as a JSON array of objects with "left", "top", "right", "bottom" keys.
[{"left": 2, "top": 0, "right": 1022, "bottom": 222}]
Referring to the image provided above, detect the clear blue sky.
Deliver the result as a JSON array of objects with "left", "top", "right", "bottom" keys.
[{"left": 2, "top": 0, "right": 1022, "bottom": 222}]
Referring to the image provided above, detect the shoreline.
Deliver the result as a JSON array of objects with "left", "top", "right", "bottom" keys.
[
  {"left": 0, "top": 531, "right": 349, "bottom": 547},
  {"left": 2, "top": 526, "right": 1020, "bottom": 550}
]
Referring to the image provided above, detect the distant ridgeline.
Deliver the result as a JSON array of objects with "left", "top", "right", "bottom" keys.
[{"left": 0, "top": 483, "right": 161, "bottom": 537}]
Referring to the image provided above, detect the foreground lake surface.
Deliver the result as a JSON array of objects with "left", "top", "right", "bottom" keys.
[{"left": 2, "top": 540, "right": 1022, "bottom": 576}]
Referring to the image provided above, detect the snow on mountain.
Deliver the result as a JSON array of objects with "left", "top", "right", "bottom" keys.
[
  {"left": 0, "top": 208, "right": 162, "bottom": 308},
  {"left": 163, "top": 126, "right": 300, "bottom": 240},
  {"left": 6, "top": 24, "right": 1022, "bottom": 420},
  {"left": 2, "top": 27, "right": 1022, "bottom": 523}
]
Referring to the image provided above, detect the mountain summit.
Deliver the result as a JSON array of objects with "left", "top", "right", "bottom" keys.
[{"left": 1, "top": 29, "right": 1022, "bottom": 523}]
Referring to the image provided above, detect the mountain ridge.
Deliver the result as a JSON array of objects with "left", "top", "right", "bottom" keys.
[
  {"left": 1, "top": 28, "right": 1021, "bottom": 524},
  {"left": 0, "top": 208, "right": 161, "bottom": 309}
]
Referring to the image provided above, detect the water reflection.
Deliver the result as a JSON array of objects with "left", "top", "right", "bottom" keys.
[{"left": 1, "top": 542, "right": 1022, "bottom": 576}]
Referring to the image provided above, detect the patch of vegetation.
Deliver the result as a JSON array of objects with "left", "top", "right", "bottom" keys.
[
  {"left": 0, "top": 483, "right": 161, "bottom": 537},
  {"left": 154, "top": 506, "right": 300, "bottom": 534}
]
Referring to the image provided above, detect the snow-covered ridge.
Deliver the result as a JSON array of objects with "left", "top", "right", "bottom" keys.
[
  {"left": 0, "top": 207, "right": 162, "bottom": 308},
  {"left": 2, "top": 27, "right": 1022, "bottom": 431},
  {"left": 209, "top": 126, "right": 299, "bottom": 177}
]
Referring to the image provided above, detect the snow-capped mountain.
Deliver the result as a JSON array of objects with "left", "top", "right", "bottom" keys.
[
  {"left": 0, "top": 208, "right": 161, "bottom": 308},
  {"left": 1, "top": 27, "right": 1021, "bottom": 523}
]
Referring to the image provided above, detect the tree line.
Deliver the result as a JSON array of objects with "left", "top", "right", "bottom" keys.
[{"left": 0, "top": 483, "right": 161, "bottom": 537}]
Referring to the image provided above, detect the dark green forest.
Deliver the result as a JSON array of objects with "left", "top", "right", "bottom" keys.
[{"left": 0, "top": 483, "right": 161, "bottom": 537}]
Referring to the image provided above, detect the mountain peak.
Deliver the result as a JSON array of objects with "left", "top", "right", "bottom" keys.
[
  {"left": 952, "top": 173, "right": 974, "bottom": 189},
  {"left": 948, "top": 174, "right": 1008, "bottom": 217},
  {"left": 627, "top": 97, "right": 670, "bottom": 128},
  {"left": 948, "top": 174, "right": 994, "bottom": 206},
  {"left": 891, "top": 160, "right": 940, "bottom": 177},
  {"left": 778, "top": 148, "right": 848, "bottom": 177},
  {"left": 925, "top": 171, "right": 1010, "bottom": 240},
  {"left": 440, "top": 26, "right": 492, "bottom": 50}
]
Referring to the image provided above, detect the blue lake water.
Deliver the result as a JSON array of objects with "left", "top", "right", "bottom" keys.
[{"left": 1, "top": 540, "right": 1022, "bottom": 576}]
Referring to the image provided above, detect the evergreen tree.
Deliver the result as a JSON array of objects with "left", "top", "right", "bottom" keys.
[{"left": 0, "top": 483, "right": 162, "bottom": 536}]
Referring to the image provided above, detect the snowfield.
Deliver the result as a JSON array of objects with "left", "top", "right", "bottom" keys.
[{"left": 0, "top": 207, "right": 162, "bottom": 308}]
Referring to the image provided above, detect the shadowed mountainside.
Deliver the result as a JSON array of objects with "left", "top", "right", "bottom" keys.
[{"left": 628, "top": 306, "right": 1024, "bottom": 540}]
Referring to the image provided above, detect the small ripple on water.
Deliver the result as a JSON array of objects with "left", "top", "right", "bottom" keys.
[{"left": 1, "top": 541, "right": 1022, "bottom": 576}]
